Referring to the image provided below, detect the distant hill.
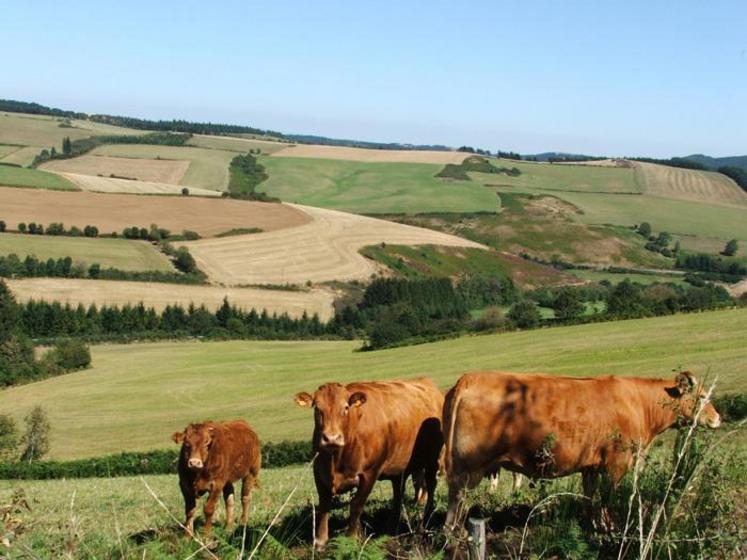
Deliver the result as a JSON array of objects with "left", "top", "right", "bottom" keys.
[
  {"left": 527, "top": 152, "right": 603, "bottom": 163},
  {"left": 681, "top": 154, "right": 747, "bottom": 172}
]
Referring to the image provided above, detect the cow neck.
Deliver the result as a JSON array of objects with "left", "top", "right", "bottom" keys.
[{"left": 641, "top": 380, "right": 681, "bottom": 440}]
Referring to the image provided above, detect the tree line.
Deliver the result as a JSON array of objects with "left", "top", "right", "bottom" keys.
[{"left": 225, "top": 153, "right": 278, "bottom": 201}]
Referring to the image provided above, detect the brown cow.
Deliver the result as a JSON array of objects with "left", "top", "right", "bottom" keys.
[
  {"left": 443, "top": 371, "right": 721, "bottom": 528},
  {"left": 171, "top": 420, "right": 261, "bottom": 536},
  {"left": 294, "top": 378, "right": 444, "bottom": 549}
]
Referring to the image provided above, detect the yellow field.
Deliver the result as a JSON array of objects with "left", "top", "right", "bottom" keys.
[
  {"left": 272, "top": 143, "right": 470, "bottom": 163},
  {"left": 7, "top": 278, "right": 335, "bottom": 320},
  {"left": 41, "top": 155, "right": 189, "bottom": 184},
  {"left": 0, "top": 186, "right": 309, "bottom": 237},
  {"left": 182, "top": 203, "right": 486, "bottom": 285},
  {"left": 634, "top": 161, "right": 747, "bottom": 206},
  {"left": 56, "top": 172, "right": 222, "bottom": 196},
  {"left": 187, "top": 133, "right": 289, "bottom": 154}
]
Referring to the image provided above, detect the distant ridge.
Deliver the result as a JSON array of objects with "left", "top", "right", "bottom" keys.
[{"left": 681, "top": 154, "right": 747, "bottom": 172}]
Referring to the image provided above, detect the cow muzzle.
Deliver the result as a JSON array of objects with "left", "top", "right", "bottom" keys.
[
  {"left": 187, "top": 458, "right": 204, "bottom": 470},
  {"left": 320, "top": 432, "right": 344, "bottom": 448},
  {"left": 707, "top": 415, "right": 721, "bottom": 429}
]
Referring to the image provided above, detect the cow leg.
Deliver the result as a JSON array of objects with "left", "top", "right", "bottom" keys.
[
  {"left": 223, "top": 482, "right": 235, "bottom": 532},
  {"left": 314, "top": 480, "right": 333, "bottom": 550},
  {"left": 347, "top": 474, "right": 376, "bottom": 539},
  {"left": 203, "top": 486, "right": 222, "bottom": 535},
  {"left": 390, "top": 474, "right": 405, "bottom": 534},
  {"left": 181, "top": 485, "right": 198, "bottom": 537},
  {"left": 582, "top": 468, "right": 602, "bottom": 528},
  {"left": 512, "top": 473, "right": 524, "bottom": 491},
  {"left": 240, "top": 475, "right": 254, "bottom": 526},
  {"left": 445, "top": 474, "right": 467, "bottom": 531},
  {"left": 422, "top": 462, "right": 438, "bottom": 528}
]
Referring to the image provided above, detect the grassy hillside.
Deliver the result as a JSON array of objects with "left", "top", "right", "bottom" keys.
[
  {"left": 1, "top": 307, "right": 744, "bottom": 460},
  {"left": 186, "top": 134, "right": 288, "bottom": 154},
  {"left": 0, "top": 233, "right": 174, "bottom": 272},
  {"left": 0, "top": 164, "right": 77, "bottom": 190},
  {"left": 360, "top": 243, "right": 575, "bottom": 288},
  {"left": 260, "top": 156, "right": 499, "bottom": 214}
]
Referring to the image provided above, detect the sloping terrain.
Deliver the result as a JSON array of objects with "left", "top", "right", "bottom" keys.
[
  {"left": 0, "top": 164, "right": 77, "bottom": 190},
  {"left": 181, "top": 204, "right": 486, "bottom": 285},
  {"left": 7, "top": 278, "right": 335, "bottom": 320},
  {"left": 633, "top": 160, "right": 747, "bottom": 206},
  {"left": 41, "top": 155, "right": 189, "bottom": 184},
  {"left": 0, "top": 186, "right": 309, "bottom": 237},
  {"left": 187, "top": 134, "right": 289, "bottom": 154},
  {"left": 56, "top": 172, "right": 221, "bottom": 196},
  {"left": 0, "top": 307, "right": 743, "bottom": 459},
  {"left": 272, "top": 143, "right": 469, "bottom": 163}
]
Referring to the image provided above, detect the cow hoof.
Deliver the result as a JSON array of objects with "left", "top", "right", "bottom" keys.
[{"left": 314, "top": 539, "right": 328, "bottom": 552}]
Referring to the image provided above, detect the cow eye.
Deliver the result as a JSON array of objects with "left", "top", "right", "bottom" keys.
[{"left": 344, "top": 405, "right": 349, "bottom": 414}]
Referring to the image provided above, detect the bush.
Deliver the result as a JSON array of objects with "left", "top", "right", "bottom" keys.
[
  {"left": 723, "top": 238, "right": 738, "bottom": 257},
  {"left": 181, "top": 187, "right": 189, "bottom": 195},
  {"left": 712, "top": 393, "right": 747, "bottom": 422},
  {"left": 0, "top": 415, "right": 18, "bottom": 462},
  {"left": 19, "top": 406, "right": 50, "bottom": 462},
  {"left": 0, "top": 220, "right": 5, "bottom": 232},
  {"left": 508, "top": 300, "right": 542, "bottom": 329},
  {"left": 47, "top": 339, "right": 91, "bottom": 371}
]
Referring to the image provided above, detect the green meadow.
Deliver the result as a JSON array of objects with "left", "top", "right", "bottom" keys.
[
  {"left": 0, "top": 164, "right": 77, "bottom": 190},
  {"left": 259, "top": 156, "right": 499, "bottom": 214}
]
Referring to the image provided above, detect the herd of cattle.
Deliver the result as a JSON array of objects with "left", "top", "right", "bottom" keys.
[{"left": 171, "top": 370, "right": 721, "bottom": 548}]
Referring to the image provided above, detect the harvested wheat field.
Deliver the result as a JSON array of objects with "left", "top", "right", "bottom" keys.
[
  {"left": 7, "top": 278, "right": 335, "bottom": 320},
  {"left": 634, "top": 161, "right": 747, "bottom": 206},
  {"left": 556, "top": 159, "right": 632, "bottom": 168},
  {"left": 57, "top": 172, "right": 221, "bottom": 197},
  {"left": 41, "top": 155, "right": 189, "bottom": 184},
  {"left": 181, "top": 204, "right": 486, "bottom": 285},
  {"left": 273, "top": 143, "right": 469, "bottom": 164},
  {"left": 0, "top": 186, "right": 309, "bottom": 236}
]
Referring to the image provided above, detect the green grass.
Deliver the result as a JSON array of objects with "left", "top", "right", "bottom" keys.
[
  {"left": 259, "top": 156, "right": 499, "bottom": 214},
  {"left": 0, "top": 165, "right": 77, "bottom": 190},
  {"left": 472, "top": 159, "right": 641, "bottom": 193},
  {"left": 569, "top": 269, "right": 689, "bottom": 286},
  {"left": 0, "top": 233, "right": 174, "bottom": 272},
  {"left": 91, "top": 144, "right": 236, "bottom": 190},
  {"left": 1, "top": 308, "right": 744, "bottom": 460}
]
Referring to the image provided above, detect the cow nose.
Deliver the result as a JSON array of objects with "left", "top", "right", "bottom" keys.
[
  {"left": 188, "top": 458, "right": 204, "bottom": 469},
  {"left": 709, "top": 415, "right": 721, "bottom": 428},
  {"left": 321, "top": 432, "right": 344, "bottom": 447}
]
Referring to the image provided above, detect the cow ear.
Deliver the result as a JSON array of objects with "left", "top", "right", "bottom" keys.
[
  {"left": 349, "top": 392, "right": 367, "bottom": 408},
  {"left": 673, "top": 371, "right": 696, "bottom": 396},
  {"left": 172, "top": 431, "right": 184, "bottom": 444},
  {"left": 294, "top": 392, "right": 314, "bottom": 408}
]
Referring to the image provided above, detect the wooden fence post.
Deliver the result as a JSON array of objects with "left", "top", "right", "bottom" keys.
[{"left": 467, "top": 517, "right": 486, "bottom": 560}]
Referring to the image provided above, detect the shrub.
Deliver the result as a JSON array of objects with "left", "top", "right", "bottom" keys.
[
  {"left": 712, "top": 393, "right": 747, "bottom": 422},
  {"left": 47, "top": 339, "right": 91, "bottom": 371},
  {"left": 723, "top": 239, "right": 738, "bottom": 257},
  {"left": 0, "top": 415, "right": 18, "bottom": 462},
  {"left": 508, "top": 300, "right": 542, "bottom": 329},
  {"left": 181, "top": 187, "right": 189, "bottom": 195},
  {"left": 19, "top": 406, "right": 50, "bottom": 462},
  {"left": 0, "top": 220, "right": 5, "bottom": 232}
]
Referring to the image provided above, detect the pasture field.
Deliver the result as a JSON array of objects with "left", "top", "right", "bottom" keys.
[
  {"left": 0, "top": 233, "right": 174, "bottom": 272},
  {"left": 0, "top": 144, "right": 20, "bottom": 158},
  {"left": 272, "top": 143, "right": 470, "bottom": 164},
  {"left": 88, "top": 144, "right": 236, "bottom": 190},
  {"left": 187, "top": 133, "right": 289, "bottom": 154},
  {"left": 0, "top": 112, "right": 143, "bottom": 151},
  {"left": 568, "top": 268, "right": 688, "bottom": 286},
  {"left": 181, "top": 204, "right": 485, "bottom": 285},
  {"left": 0, "top": 145, "right": 42, "bottom": 166},
  {"left": 259, "top": 156, "right": 499, "bottom": 214},
  {"left": 0, "top": 165, "right": 77, "bottom": 190},
  {"left": 0, "top": 186, "right": 310, "bottom": 237},
  {"left": 41, "top": 155, "right": 189, "bottom": 184},
  {"left": 6, "top": 278, "right": 335, "bottom": 319},
  {"left": 634, "top": 161, "right": 747, "bottom": 206},
  {"left": 471, "top": 158, "right": 641, "bottom": 193},
  {"left": 0, "top": 307, "right": 744, "bottom": 460},
  {"left": 56, "top": 171, "right": 222, "bottom": 197}
]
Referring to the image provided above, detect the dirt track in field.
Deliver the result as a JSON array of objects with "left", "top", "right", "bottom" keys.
[
  {"left": 0, "top": 186, "right": 310, "bottom": 236},
  {"left": 57, "top": 172, "right": 221, "bottom": 197},
  {"left": 181, "top": 204, "right": 486, "bottom": 285},
  {"left": 273, "top": 144, "right": 469, "bottom": 164},
  {"left": 633, "top": 161, "right": 747, "bottom": 206},
  {"left": 7, "top": 278, "right": 335, "bottom": 320},
  {"left": 41, "top": 155, "right": 189, "bottom": 184}
]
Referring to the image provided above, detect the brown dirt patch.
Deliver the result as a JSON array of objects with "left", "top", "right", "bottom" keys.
[
  {"left": 7, "top": 278, "right": 335, "bottom": 320},
  {"left": 273, "top": 144, "right": 469, "bottom": 164},
  {"left": 0, "top": 186, "right": 310, "bottom": 237}
]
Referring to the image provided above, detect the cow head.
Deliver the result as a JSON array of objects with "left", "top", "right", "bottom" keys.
[
  {"left": 667, "top": 371, "right": 721, "bottom": 428},
  {"left": 172, "top": 422, "right": 215, "bottom": 470},
  {"left": 294, "top": 383, "right": 367, "bottom": 449}
]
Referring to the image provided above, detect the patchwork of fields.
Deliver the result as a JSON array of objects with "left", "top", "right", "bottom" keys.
[
  {"left": 41, "top": 154, "right": 190, "bottom": 184},
  {"left": 0, "top": 233, "right": 173, "bottom": 272},
  {"left": 181, "top": 203, "right": 486, "bottom": 285},
  {"left": 56, "top": 171, "right": 222, "bottom": 196},
  {"left": 272, "top": 143, "right": 469, "bottom": 163},
  {"left": 7, "top": 278, "right": 335, "bottom": 320},
  {"left": 0, "top": 164, "right": 77, "bottom": 190},
  {"left": 0, "top": 307, "right": 743, "bottom": 460}
]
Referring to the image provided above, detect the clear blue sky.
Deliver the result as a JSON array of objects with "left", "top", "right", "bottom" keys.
[{"left": 4, "top": 1, "right": 745, "bottom": 157}]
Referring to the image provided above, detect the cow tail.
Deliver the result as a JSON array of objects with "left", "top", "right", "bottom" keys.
[{"left": 442, "top": 382, "right": 463, "bottom": 480}]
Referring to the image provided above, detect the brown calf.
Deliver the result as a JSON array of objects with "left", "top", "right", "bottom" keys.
[
  {"left": 443, "top": 370, "right": 721, "bottom": 528},
  {"left": 172, "top": 420, "right": 261, "bottom": 535},
  {"left": 294, "top": 378, "right": 443, "bottom": 549}
]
